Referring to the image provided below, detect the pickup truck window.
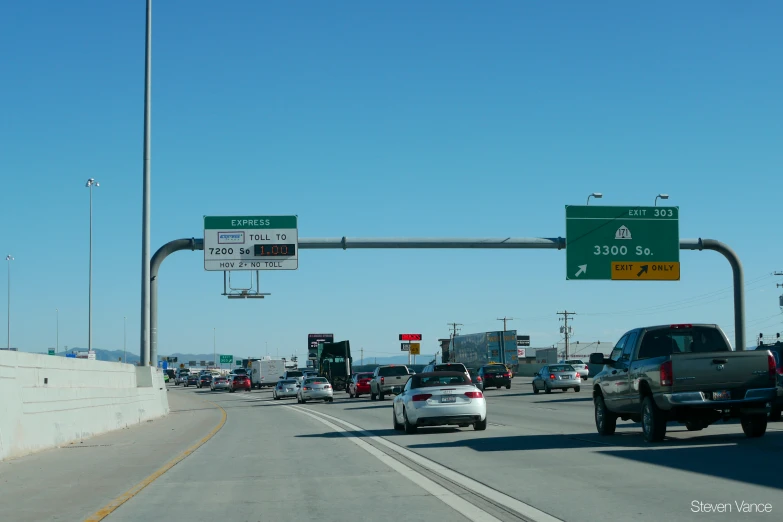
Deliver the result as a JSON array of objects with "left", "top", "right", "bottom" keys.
[
  {"left": 637, "top": 327, "right": 731, "bottom": 359},
  {"left": 621, "top": 331, "right": 639, "bottom": 361},
  {"left": 609, "top": 334, "right": 629, "bottom": 362},
  {"left": 379, "top": 366, "right": 409, "bottom": 377}
]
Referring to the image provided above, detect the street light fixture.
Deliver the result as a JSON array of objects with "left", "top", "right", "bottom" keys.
[
  {"left": 655, "top": 193, "right": 669, "bottom": 206},
  {"left": 586, "top": 193, "right": 602, "bottom": 205},
  {"left": 5, "top": 255, "right": 12, "bottom": 350},
  {"left": 86, "top": 178, "right": 99, "bottom": 353}
]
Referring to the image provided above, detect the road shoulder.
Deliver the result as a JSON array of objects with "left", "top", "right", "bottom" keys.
[{"left": 0, "top": 386, "right": 224, "bottom": 522}]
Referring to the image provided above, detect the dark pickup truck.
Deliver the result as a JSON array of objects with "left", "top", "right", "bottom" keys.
[{"left": 590, "top": 324, "right": 777, "bottom": 442}]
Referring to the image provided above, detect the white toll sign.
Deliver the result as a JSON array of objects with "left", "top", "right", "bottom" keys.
[{"left": 203, "top": 215, "right": 298, "bottom": 271}]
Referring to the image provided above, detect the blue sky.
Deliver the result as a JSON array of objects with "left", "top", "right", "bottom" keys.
[{"left": 2, "top": 1, "right": 782, "bottom": 362}]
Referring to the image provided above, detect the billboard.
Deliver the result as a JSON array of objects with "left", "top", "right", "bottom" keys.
[
  {"left": 516, "top": 335, "right": 530, "bottom": 347},
  {"left": 308, "top": 333, "right": 334, "bottom": 359}
]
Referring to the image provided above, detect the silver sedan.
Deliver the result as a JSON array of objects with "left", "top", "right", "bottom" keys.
[
  {"left": 210, "top": 376, "right": 230, "bottom": 391},
  {"left": 273, "top": 379, "right": 300, "bottom": 400},
  {"left": 297, "top": 377, "right": 334, "bottom": 403},
  {"left": 532, "top": 364, "right": 582, "bottom": 393}
]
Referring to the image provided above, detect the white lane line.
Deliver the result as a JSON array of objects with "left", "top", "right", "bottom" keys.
[
  {"left": 291, "top": 406, "right": 564, "bottom": 522},
  {"left": 289, "top": 406, "right": 501, "bottom": 522}
]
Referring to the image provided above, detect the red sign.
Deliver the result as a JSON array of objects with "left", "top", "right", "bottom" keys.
[{"left": 399, "top": 334, "right": 422, "bottom": 341}]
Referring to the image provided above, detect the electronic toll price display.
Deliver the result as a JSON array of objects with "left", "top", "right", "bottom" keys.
[{"left": 203, "top": 215, "right": 298, "bottom": 270}]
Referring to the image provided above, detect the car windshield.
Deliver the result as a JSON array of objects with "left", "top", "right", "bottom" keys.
[
  {"left": 281, "top": 380, "right": 297, "bottom": 385},
  {"left": 379, "top": 366, "right": 409, "bottom": 376},
  {"left": 638, "top": 326, "right": 731, "bottom": 358},
  {"left": 414, "top": 374, "right": 469, "bottom": 388},
  {"left": 482, "top": 366, "right": 505, "bottom": 373},
  {"left": 434, "top": 364, "right": 466, "bottom": 372},
  {"left": 549, "top": 365, "right": 575, "bottom": 372},
  {"left": 564, "top": 360, "right": 584, "bottom": 365},
  {"left": 357, "top": 373, "right": 373, "bottom": 379}
]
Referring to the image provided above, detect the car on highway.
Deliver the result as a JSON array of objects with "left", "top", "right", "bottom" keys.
[
  {"left": 210, "top": 375, "right": 230, "bottom": 391},
  {"left": 297, "top": 377, "right": 334, "bottom": 403},
  {"left": 477, "top": 365, "right": 511, "bottom": 390},
  {"left": 532, "top": 364, "right": 581, "bottom": 394},
  {"left": 561, "top": 359, "right": 589, "bottom": 380},
  {"left": 184, "top": 373, "right": 199, "bottom": 387},
  {"left": 273, "top": 379, "right": 300, "bottom": 400},
  {"left": 392, "top": 371, "right": 487, "bottom": 433},
  {"left": 468, "top": 368, "right": 483, "bottom": 391},
  {"left": 755, "top": 342, "right": 782, "bottom": 421},
  {"left": 283, "top": 370, "right": 305, "bottom": 385},
  {"left": 229, "top": 374, "right": 251, "bottom": 393},
  {"left": 196, "top": 374, "right": 212, "bottom": 388},
  {"left": 590, "top": 324, "right": 777, "bottom": 442},
  {"left": 348, "top": 372, "right": 373, "bottom": 398},
  {"left": 175, "top": 369, "right": 190, "bottom": 385},
  {"left": 370, "top": 365, "right": 412, "bottom": 401}
]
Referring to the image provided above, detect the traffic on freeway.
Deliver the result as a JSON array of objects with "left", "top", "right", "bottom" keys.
[{"left": 2, "top": 341, "right": 780, "bottom": 522}]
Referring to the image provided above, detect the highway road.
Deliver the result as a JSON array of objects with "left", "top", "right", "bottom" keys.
[{"left": 1, "top": 379, "right": 780, "bottom": 521}]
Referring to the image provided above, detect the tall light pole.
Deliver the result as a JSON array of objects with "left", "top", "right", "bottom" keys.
[
  {"left": 5, "top": 255, "right": 12, "bottom": 350},
  {"left": 140, "top": 0, "right": 153, "bottom": 367},
  {"left": 213, "top": 328, "right": 216, "bottom": 368},
  {"left": 56, "top": 308, "right": 59, "bottom": 353},
  {"left": 124, "top": 316, "right": 127, "bottom": 363},
  {"left": 86, "top": 179, "right": 99, "bottom": 353},
  {"left": 655, "top": 193, "right": 669, "bottom": 206},
  {"left": 586, "top": 192, "right": 602, "bottom": 205}
]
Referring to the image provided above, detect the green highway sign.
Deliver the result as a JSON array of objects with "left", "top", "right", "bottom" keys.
[
  {"left": 236, "top": 360, "right": 242, "bottom": 366},
  {"left": 565, "top": 205, "right": 680, "bottom": 281},
  {"left": 203, "top": 215, "right": 298, "bottom": 271},
  {"left": 220, "top": 355, "right": 233, "bottom": 364},
  {"left": 48, "top": 348, "right": 55, "bottom": 355}
]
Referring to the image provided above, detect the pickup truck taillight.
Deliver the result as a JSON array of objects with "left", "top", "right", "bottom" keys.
[
  {"left": 660, "top": 360, "right": 673, "bottom": 386},
  {"left": 380, "top": 377, "right": 385, "bottom": 384},
  {"left": 769, "top": 353, "right": 777, "bottom": 382}
]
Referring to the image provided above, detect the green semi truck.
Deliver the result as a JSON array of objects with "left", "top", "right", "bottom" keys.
[{"left": 318, "top": 340, "right": 352, "bottom": 391}]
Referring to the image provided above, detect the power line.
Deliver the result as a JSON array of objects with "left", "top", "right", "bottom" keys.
[
  {"left": 497, "top": 317, "right": 514, "bottom": 331},
  {"left": 557, "top": 311, "right": 576, "bottom": 359}
]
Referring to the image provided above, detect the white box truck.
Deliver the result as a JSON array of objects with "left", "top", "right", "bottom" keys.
[{"left": 249, "top": 359, "right": 286, "bottom": 389}]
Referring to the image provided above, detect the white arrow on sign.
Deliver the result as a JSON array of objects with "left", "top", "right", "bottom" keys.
[{"left": 575, "top": 265, "right": 587, "bottom": 277}]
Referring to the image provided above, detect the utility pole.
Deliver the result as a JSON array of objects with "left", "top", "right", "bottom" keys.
[
  {"left": 557, "top": 311, "right": 576, "bottom": 360},
  {"left": 497, "top": 317, "right": 514, "bottom": 331},
  {"left": 360, "top": 347, "right": 364, "bottom": 365},
  {"left": 447, "top": 323, "right": 462, "bottom": 364}
]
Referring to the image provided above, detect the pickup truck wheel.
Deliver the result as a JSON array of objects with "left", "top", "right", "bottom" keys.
[
  {"left": 769, "top": 406, "right": 782, "bottom": 422},
  {"left": 641, "top": 395, "right": 667, "bottom": 442},
  {"left": 741, "top": 414, "right": 767, "bottom": 438},
  {"left": 379, "top": 391, "right": 385, "bottom": 401},
  {"left": 403, "top": 409, "right": 417, "bottom": 434},
  {"left": 594, "top": 394, "right": 617, "bottom": 435},
  {"left": 371, "top": 392, "right": 377, "bottom": 401}
]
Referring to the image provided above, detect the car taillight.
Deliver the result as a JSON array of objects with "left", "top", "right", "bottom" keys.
[
  {"left": 549, "top": 374, "right": 556, "bottom": 379},
  {"left": 325, "top": 384, "right": 331, "bottom": 388},
  {"left": 769, "top": 353, "right": 777, "bottom": 382},
  {"left": 477, "top": 376, "right": 482, "bottom": 382},
  {"left": 381, "top": 377, "right": 385, "bottom": 384},
  {"left": 304, "top": 386, "right": 311, "bottom": 390},
  {"left": 660, "top": 360, "right": 673, "bottom": 386},
  {"left": 412, "top": 394, "right": 431, "bottom": 401},
  {"left": 464, "top": 391, "right": 483, "bottom": 398},
  {"left": 504, "top": 373, "right": 510, "bottom": 378}
]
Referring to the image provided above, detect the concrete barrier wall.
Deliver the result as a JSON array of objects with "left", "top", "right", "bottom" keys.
[{"left": 0, "top": 351, "right": 169, "bottom": 461}]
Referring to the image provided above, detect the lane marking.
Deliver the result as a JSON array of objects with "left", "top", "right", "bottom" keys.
[
  {"left": 289, "top": 406, "right": 501, "bottom": 522},
  {"left": 290, "top": 405, "right": 563, "bottom": 522},
  {"left": 83, "top": 400, "right": 227, "bottom": 521}
]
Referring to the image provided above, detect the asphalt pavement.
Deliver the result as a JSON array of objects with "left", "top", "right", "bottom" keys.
[{"left": 2, "top": 378, "right": 780, "bottom": 522}]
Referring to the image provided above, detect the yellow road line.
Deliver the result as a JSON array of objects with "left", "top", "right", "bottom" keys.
[{"left": 83, "top": 400, "right": 227, "bottom": 521}]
